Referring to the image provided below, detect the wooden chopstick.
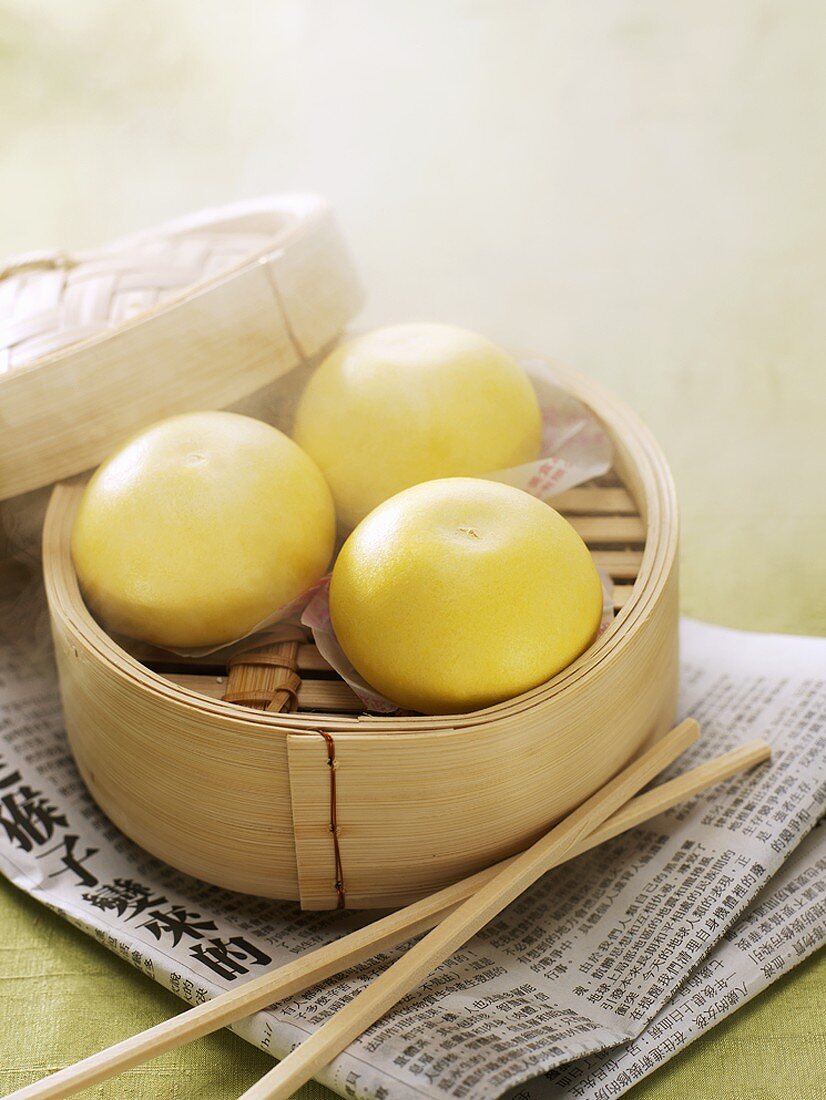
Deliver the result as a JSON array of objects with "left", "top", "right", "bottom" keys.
[
  {"left": 238, "top": 718, "right": 702, "bottom": 1099},
  {"left": 7, "top": 729, "right": 772, "bottom": 1100}
]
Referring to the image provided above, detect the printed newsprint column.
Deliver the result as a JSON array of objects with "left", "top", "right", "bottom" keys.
[
  {"left": 0, "top": 594, "right": 824, "bottom": 1100},
  {"left": 519, "top": 822, "right": 825, "bottom": 1099}
]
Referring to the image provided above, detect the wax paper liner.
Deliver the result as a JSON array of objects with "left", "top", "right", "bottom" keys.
[
  {"left": 492, "top": 358, "right": 613, "bottom": 498},
  {"left": 155, "top": 358, "right": 613, "bottom": 658}
]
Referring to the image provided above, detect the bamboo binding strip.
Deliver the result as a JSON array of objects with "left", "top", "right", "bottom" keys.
[
  {"left": 0, "top": 195, "right": 363, "bottom": 500},
  {"left": 43, "top": 361, "right": 679, "bottom": 910}
]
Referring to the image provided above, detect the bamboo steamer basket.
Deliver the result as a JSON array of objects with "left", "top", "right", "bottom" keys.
[
  {"left": 19, "top": 193, "right": 678, "bottom": 910},
  {"left": 42, "top": 363, "right": 679, "bottom": 910}
]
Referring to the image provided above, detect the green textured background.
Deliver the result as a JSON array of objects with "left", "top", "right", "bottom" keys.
[{"left": 1, "top": 2, "right": 824, "bottom": 1096}]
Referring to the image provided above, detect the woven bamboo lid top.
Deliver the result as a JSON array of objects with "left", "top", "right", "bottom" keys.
[{"left": 0, "top": 195, "right": 363, "bottom": 501}]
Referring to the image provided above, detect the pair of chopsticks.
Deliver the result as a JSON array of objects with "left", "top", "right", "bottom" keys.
[{"left": 8, "top": 721, "right": 770, "bottom": 1100}]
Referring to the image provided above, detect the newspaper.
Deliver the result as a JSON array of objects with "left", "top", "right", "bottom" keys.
[
  {"left": 535, "top": 823, "right": 825, "bottom": 1099},
  {"left": 0, "top": 589, "right": 824, "bottom": 1098}
]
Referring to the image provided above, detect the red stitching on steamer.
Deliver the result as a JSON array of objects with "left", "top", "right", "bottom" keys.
[{"left": 316, "top": 729, "right": 345, "bottom": 909}]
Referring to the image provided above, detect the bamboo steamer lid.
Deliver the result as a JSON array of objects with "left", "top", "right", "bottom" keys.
[{"left": 0, "top": 194, "right": 363, "bottom": 501}]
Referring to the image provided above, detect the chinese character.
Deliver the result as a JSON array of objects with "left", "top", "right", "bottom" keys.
[
  {"left": 0, "top": 777, "right": 68, "bottom": 853},
  {"left": 40, "top": 834, "right": 99, "bottom": 887},
  {"left": 83, "top": 878, "right": 167, "bottom": 920},
  {"left": 189, "top": 936, "right": 272, "bottom": 981},
  {"left": 140, "top": 905, "right": 218, "bottom": 946}
]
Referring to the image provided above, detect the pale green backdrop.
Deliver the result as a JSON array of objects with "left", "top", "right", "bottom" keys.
[{"left": 0, "top": 1, "right": 824, "bottom": 1097}]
